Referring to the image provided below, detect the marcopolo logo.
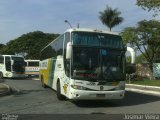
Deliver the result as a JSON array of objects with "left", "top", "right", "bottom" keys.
[{"left": 100, "top": 86, "right": 104, "bottom": 91}]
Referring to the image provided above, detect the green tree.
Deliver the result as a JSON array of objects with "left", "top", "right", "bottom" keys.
[
  {"left": 136, "top": 54, "right": 146, "bottom": 63},
  {"left": 137, "top": 0, "right": 160, "bottom": 16},
  {"left": 2, "top": 31, "right": 59, "bottom": 59},
  {"left": 0, "top": 44, "right": 6, "bottom": 54},
  {"left": 99, "top": 5, "right": 124, "bottom": 31},
  {"left": 121, "top": 20, "right": 160, "bottom": 73},
  {"left": 0, "top": 44, "right": 5, "bottom": 48},
  {"left": 126, "top": 54, "right": 146, "bottom": 64}
]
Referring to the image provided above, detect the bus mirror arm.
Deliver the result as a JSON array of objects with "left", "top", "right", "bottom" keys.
[
  {"left": 66, "top": 42, "right": 72, "bottom": 59},
  {"left": 127, "top": 47, "right": 135, "bottom": 64},
  {"left": 11, "top": 60, "right": 14, "bottom": 65},
  {"left": 126, "top": 47, "right": 136, "bottom": 74}
]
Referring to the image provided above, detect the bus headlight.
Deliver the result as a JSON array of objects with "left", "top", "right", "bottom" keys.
[{"left": 71, "top": 85, "right": 87, "bottom": 90}]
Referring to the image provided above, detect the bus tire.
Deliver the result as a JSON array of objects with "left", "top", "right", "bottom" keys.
[
  {"left": 41, "top": 76, "right": 47, "bottom": 88},
  {"left": 0, "top": 72, "right": 3, "bottom": 79},
  {"left": 57, "top": 81, "right": 66, "bottom": 100}
]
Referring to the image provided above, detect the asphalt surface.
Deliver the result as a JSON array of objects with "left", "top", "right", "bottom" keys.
[
  {"left": 1, "top": 78, "right": 160, "bottom": 97},
  {"left": 0, "top": 78, "right": 160, "bottom": 120},
  {"left": 0, "top": 79, "right": 10, "bottom": 96}
]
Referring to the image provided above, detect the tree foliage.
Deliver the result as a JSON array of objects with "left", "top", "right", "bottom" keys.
[
  {"left": 136, "top": 54, "right": 146, "bottom": 63},
  {"left": 0, "top": 31, "right": 59, "bottom": 59},
  {"left": 121, "top": 20, "right": 160, "bottom": 71},
  {"left": 137, "top": 0, "right": 160, "bottom": 16},
  {"left": 0, "top": 44, "right": 6, "bottom": 54},
  {"left": 99, "top": 5, "right": 124, "bottom": 31}
]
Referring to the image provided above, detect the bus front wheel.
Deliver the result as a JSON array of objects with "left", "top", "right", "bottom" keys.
[
  {"left": 57, "top": 81, "right": 66, "bottom": 100},
  {"left": 0, "top": 72, "right": 3, "bottom": 79}
]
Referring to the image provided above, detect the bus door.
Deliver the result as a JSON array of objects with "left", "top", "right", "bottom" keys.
[{"left": 5, "top": 56, "right": 11, "bottom": 72}]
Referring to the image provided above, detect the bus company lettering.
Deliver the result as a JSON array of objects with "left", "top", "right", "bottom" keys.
[
  {"left": 86, "top": 82, "right": 96, "bottom": 86},
  {"left": 78, "top": 73, "right": 97, "bottom": 77}
]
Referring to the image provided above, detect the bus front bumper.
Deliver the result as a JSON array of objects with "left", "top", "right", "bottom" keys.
[
  {"left": 11, "top": 72, "right": 26, "bottom": 78},
  {"left": 68, "top": 89, "right": 125, "bottom": 100}
]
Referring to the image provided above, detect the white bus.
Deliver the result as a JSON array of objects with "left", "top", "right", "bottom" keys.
[
  {"left": 0, "top": 55, "right": 26, "bottom": 78},
  {"left": 39, "top": 28, "right": 134, "bottom": 100},
  {"left": 25, "top": 60, "right": 40, "bottom": 76}
]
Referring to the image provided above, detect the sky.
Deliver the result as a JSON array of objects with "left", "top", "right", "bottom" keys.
[{"left": 0, "top": 0, "right": 159, "bottom": 44}]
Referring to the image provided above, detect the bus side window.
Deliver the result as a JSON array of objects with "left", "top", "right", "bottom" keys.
[
  {"left": 56, "top": 35, "right": 64, "bottom": 56},
  {"left": 64, "top": 32, "right": 70, "bottom": 77},
  {"left": 0, "top": 56, "right": 4, "bottom": 64}
]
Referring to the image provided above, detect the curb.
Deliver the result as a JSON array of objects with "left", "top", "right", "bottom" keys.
[
  {"left": 0, "top": 83, "right": 11, "bottom": 97},
  {"left": 31, "top": 78, "right": 39, "bottom": 81},
  {"left": 126, "top": 84, "right": 160, "bottom": 96}
]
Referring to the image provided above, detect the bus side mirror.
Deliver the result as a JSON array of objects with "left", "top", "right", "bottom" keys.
[{"left": 66, "top": 42, "right": 72, "bottom": 59}]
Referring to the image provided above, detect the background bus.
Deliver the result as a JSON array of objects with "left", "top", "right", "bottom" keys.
[
  {"left": 25, "top": 60, "right": 40, "bottom": 77},
  {"left": 39, "top": 28, "right": 135, "bottom": 100},
  {"left": 0, "top": 55, "right": 26, "bottom": 78}
]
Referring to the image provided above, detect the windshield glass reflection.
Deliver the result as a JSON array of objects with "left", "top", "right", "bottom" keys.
[{"left": 71, "top": 47, "right": 125, "bottom": 81}]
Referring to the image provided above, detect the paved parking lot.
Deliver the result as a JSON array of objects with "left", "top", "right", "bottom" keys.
[{"left": 0, "top": 79, "right": 160, "bottom": 115}]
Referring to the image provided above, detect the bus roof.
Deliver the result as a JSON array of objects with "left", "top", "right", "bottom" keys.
[
  {"left": 25, "top": 60, "right": 40, "bottom": 62},
  {"left": 0, "top": 55, "right": 24, "bottom": 58},
  {"left": 41, "top": 28, "right": 120, "bottom": 52},
  {"left": 64, "top": 28, "right": 119, "bottom": 36}
]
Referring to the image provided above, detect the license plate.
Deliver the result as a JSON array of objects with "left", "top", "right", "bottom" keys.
[{"left": 96, "top": 94, "right": 105, "bottom": 98}]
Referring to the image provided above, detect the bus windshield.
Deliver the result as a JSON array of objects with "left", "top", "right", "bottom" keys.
[
  {"left": 11, "top": 56, "right": 25, "bottom": 72},
  {"left": 71, "top": 32, "right": 125, "bottom": 81},
  {"left": 12, "top": 57, "right": 24, "bottom": 61},
  {"left": 72, "top": 47, "right": 125, "bottom": 81}
]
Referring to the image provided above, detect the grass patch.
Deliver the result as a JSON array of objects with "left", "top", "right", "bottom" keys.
[{"left": 126, "top": 79, "right": 160, "bottom": 87}]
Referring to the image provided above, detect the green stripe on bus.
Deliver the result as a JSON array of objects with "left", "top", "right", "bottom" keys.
[{"left": 48, "top": 58, "right": 56, "bottom": 87}]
